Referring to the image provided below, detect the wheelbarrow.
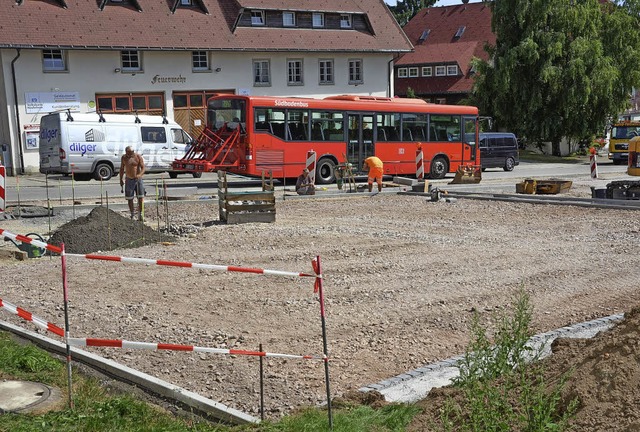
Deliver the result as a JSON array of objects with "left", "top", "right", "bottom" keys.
[{"left": 4, "top": 233, "right": 47, "bottom": 258}]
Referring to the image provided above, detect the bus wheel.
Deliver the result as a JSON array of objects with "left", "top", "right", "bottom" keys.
[
  {"left": 93, "top": 163, "right": 113, "bottom": 181},
  {"left": 316, "top": 158, "right": 336, "bottom": 184},
  {"left": 168, "top": 172, "right": 178, "bottom": 179},
  {"left": 192, "top": 172, "right": 203, "bottom": 178},
  {"left": 429, "top": 157, "right": 448, "bottom": 179}
]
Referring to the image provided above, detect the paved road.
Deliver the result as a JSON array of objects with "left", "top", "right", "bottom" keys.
[{"left": 2, "top": 158, "right": 629, "bottom": 205}]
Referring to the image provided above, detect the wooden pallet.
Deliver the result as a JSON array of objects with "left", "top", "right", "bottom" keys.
[{"left": 218, "top": 171, "right": 276, "bottom": 224}]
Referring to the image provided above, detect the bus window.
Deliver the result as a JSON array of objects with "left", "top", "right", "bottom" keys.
[
  {"left": 402, "top": 113, "right": 427, "bottom": 142},
  {"left": 207, "top": 98, "right": 246, "bottom": 130},
  {"left": 429, "top": 114, "right": 461, "bottom": 141},
  {"left": 377, "top": 113, "right": 400, "bottom": 141},
  {"left": 311, "top": 111, "right": 344, "bottom": 142},
  {"left": 286, "top": 109, "right": 309, "bottom": 141}
]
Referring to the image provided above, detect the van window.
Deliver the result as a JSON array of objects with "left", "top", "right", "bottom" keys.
[
  {"left": 142, "top": 127, "right": 167, "bottom": 143},
  {"left": 171, "top": 128, "right": 191, "bottom": 144}
]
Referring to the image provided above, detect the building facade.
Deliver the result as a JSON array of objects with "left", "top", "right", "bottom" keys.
[{"left": 0, "top": 0, "right": 412, "bottom": 174}]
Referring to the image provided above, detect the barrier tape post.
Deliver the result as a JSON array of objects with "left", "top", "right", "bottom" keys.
[
  {"left": 61, "top": 243, "right": 74, "bottom": 409},
  {"left": 416, "top": 147, "right": 424, "bottom": 181},
  {"left": 306, "top": 150, "right": 317, "bottom": 185},
  {"left": 16, "top": 173, "right": 21, "bottom": 218},
  {"left": 0, "top": 164, "right": 5, "bottom": 212},
  {"left": 313, "top": 255, "right": 332, "bottom": 430},
  {"left": 45, "top": 173, "right": 52, "bottom": 246},
  {"left": 259, "top": 342, "right": 265, "bottom": 421},
  {"left": 71, "top": 170, "right": 75, "bottom": 219},
  {"left": 106, "top": 191, "right": 112, "bottom": 251},
  {"left": 590, "top": 147, "right": 598, "bottom": 179}
]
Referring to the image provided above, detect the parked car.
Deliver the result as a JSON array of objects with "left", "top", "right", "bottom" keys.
[{"left": 479, "top": 132, "right": 519, "bottom": 171}]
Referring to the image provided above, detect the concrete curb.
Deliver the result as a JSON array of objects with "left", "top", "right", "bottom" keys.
[
  {"left": 360, "top": 313, "right": 624, "bottom": 403},
  {"left": 0, "top": 320, "right": 258, "bottom": 425}
]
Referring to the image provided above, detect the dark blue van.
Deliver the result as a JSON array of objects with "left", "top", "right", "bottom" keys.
[{"left": 479, "top": 132, "right": 519, "bottom": 171}]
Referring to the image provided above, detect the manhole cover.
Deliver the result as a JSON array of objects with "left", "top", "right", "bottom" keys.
[{"left": 0, "top": 380, "right": 60, "bottom": 413}]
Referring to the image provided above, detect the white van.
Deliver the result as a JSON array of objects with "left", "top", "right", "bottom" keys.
[{"left": 39, "top": 112, "right": 198, "bottom": 180}]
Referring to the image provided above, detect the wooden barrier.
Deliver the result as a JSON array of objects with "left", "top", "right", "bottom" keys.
[{"left": 218, "top": 171, "right": 275, "bottom": 224}]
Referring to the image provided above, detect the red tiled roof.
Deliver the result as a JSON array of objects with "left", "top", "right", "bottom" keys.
[
  {"left": 0, "top": 0, "right": 412, "bottom": 52},
  {"left": 395, "top": 2, "right": 495, "bottom": 95}
]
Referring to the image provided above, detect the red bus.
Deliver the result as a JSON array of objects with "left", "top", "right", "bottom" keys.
[{"left": 173, "top": 94, "right": 480, "bottom": 183}]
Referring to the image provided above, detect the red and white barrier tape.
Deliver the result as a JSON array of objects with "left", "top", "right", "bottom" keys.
[
  {"left": 0, "top": 165, "right": 5, "bottom": 212},
  {"left": 306, "top": 150, "right": 317, "bottom": 185},
  {"left": 0, "top": 229, "right": 318, "bottom": 279},
  {"left": 0, "top": 229, "right": 62, "bottom": 254},
  {"left": 0, "top": 297, "right": 64, "bottom": 337},
  {"left": 66, "top": 337, "right": 325, "bottom": 361}
]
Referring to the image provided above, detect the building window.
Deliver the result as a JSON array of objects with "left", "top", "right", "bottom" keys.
[
  {"left": 435, "top": 65, "right": 446, "bottom": 76},
  {"left": 287, "top": 59, "right": 303, "bottom": 85},
  {"left": 348, "top": 59, "right": 363, "bottom": 84},
  {"left": 319, "top": 59, "right": 334, "bottom": 85},
  {"left": 253, "top": 60, "right": 271, "bottom": 86},
  {"left": 397, "top": 68, "right": 408, "bottom": 78},
  {"left": 312, "top": 13, "right": 324, "bottom": 28},
  {"left": 422, "top": 66, "right": 432, "bottom": 76},
  {"left": 447, "top": 65, "right": 458, "bottom": 76},
  {"left": 181, "top": 0, "right": 192, "bottom": 4},
  {"left": 283, "top": 12, "right": 295, "bottom": 27},
  {"left": 42, "top": 49, "right": 66, "bottom": 72},
  {"left": 340, "top": 14, "right": 352, "bottom": 28},
  {"left": 192, "top": 51, "right": 209, "bottom": 72},
  {"left": 96, "top": 93, "right": 164, "bottom": 114},
  {"left": 408, "top": 67, "right": 419, "bottom": 77},
  {"left": 121, "top": 50, "right": 141, "bottom": 72},
  {"left": 251, "top": 10, "right": 265, "bottom": 26}
]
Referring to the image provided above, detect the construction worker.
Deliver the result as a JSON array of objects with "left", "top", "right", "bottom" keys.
[
  {"left": 295, "top": 168, "right": 316, "bottom": 195},
  {"left": 363, "top": 156, "right": 384, "bottom": 192},
  {"left": 119, "top": 146, "right": 146, "bottom": 220}
]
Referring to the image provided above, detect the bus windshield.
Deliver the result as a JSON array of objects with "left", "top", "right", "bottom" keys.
[{"left": 207, "top": 98, "right": 246, "bottom": 130}]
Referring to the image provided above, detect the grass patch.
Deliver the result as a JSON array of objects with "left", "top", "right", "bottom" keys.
[
  {"left": 0, "top": 331, "right": 418, "bottom": 432},
  {"left": 519, "top": 150, "right": 586, "bottom": 164},
  {"left": 436, "top": 288, "right": 579, "bottom": 431}
]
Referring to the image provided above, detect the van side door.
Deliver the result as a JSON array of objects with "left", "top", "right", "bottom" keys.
[{"left": 170, "top": 127, "right": 191, "bottom": 161}]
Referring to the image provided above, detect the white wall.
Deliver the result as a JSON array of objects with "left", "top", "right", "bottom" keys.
[{"left": 1, "top": 48, "right": 394, "bottom": 173}]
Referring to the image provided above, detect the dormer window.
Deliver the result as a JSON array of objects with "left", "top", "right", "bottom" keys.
[
  {"left": 181, "top": 0, "right": 192, "bottom": 4},
  {"left": 340, "top": 14, "right": 352, "bottom": 28},
  {"left": 454, "top": 26, "right": 466, "bottom": 39},
  {"left": 251, "top": 10, "right": 265, "bottom": 26},
  {"left": 419, "top": 29, "right": 431, "bottom": 42},
  {"left": 312, "top": 13, "right": 324, "bottom": 28},
  {"left": 283, "top": 12, "right": 295, "bottom": 27}
]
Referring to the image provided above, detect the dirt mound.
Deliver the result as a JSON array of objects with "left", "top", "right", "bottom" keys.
[
  {"left": 49, "top": 207, "right": 173, "bottom": 254},
  {"left": 408, "top": 307, "right": 640, "bottom": 431}
]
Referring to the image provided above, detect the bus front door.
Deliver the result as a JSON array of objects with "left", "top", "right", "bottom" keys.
[{"left": 347, "top": 114, "right": 374, "bottom": 171}]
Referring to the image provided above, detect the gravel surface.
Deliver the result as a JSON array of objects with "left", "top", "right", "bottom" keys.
[{"left": 1, "top": 186, "right": 640, "bottom": 421}]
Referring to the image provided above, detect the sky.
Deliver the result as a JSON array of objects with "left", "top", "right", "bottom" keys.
[{"left": 385, "top": 0, "right": 483, "bottom": 6}]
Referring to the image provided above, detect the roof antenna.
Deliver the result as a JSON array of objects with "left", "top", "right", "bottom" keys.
[
  {"left": 162, "top": 111, "right": 169, "bottom": 124},
  {"left": 65, "top": 109, "right": 74, "bottom": 122},
  {"left": 98, "top": 111, "right": 106, "bottom": 123},
  {"left": 134, "top": 111, "right": 141, "bottom": 124}
]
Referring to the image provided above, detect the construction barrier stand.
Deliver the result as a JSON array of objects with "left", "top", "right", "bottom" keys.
[
  {"left": 306, "top": 150, "right": 316, "bottom": 185},
  {"left": 0, "top": 165, "right": 5, "bottom": 212}
]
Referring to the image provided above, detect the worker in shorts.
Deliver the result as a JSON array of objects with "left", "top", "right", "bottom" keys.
[
  {"left": 119, "top": 146, "right": 146, "bottom": 220},
  {"left": 296, "top": 168, "right": 316, "bottom": 195},
  {"left": 363, "top": 156, "right": 384, "bottom": 192}
]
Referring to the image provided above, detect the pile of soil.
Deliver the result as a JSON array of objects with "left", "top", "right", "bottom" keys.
[
  {"left": 409, "top": 307, "right": 640, "bottom": 431},
  {"left": 49, "top": 207, "right": 173, "bottom": 254}
]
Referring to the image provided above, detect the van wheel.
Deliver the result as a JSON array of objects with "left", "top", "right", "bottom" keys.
[
  {"left": 504, "top": 157, "right": 515, "bottom": 172},
  {"left": 429, "top": 156, "right": 448, "bottom": 179},
  {"left": 168, "top": 172, "right": 178, "bottom": 179},
  {"left": 316, "top": 158, "right": 336, "bottom": 184},
  {"left": 93, "top": 163, "right": 113, "bottom": 181},
  {"left": 192, "top": 172, "right": 203, "bottom": 178}
]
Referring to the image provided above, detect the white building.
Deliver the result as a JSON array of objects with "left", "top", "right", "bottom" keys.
[{"left": 0, "top": 0, "right": 412, "bottom": 174}]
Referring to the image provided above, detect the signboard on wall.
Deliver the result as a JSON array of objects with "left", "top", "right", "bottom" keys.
[
  {"left": 25, "top": 131, "right": 39, "bottom": 150},
  {"left": 25, "top": 92, "right": 81, "bottom": 114}
]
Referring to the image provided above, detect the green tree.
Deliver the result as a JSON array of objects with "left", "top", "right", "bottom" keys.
[
  {"left": 388, "top": 0, "right": 435, "bottom": 27},
  {"left": 471, "top": 0, "right": 640, "bottom": 155}
]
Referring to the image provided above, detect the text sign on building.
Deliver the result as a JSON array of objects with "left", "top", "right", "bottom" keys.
[{"left": 25, "top": 92, "right": 81, "bottom": 114}]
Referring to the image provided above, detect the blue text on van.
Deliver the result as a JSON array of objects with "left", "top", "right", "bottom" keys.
[
  {"left": 40, "top": 128, "right": 59, "bottom": 143},
  {"left": 69, "top": 143, "right": 97, "bottom": 156}
]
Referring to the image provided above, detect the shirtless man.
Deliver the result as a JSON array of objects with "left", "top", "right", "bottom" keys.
[{"left": 119, "top": 146, "right": 146, "bottom": 220}]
